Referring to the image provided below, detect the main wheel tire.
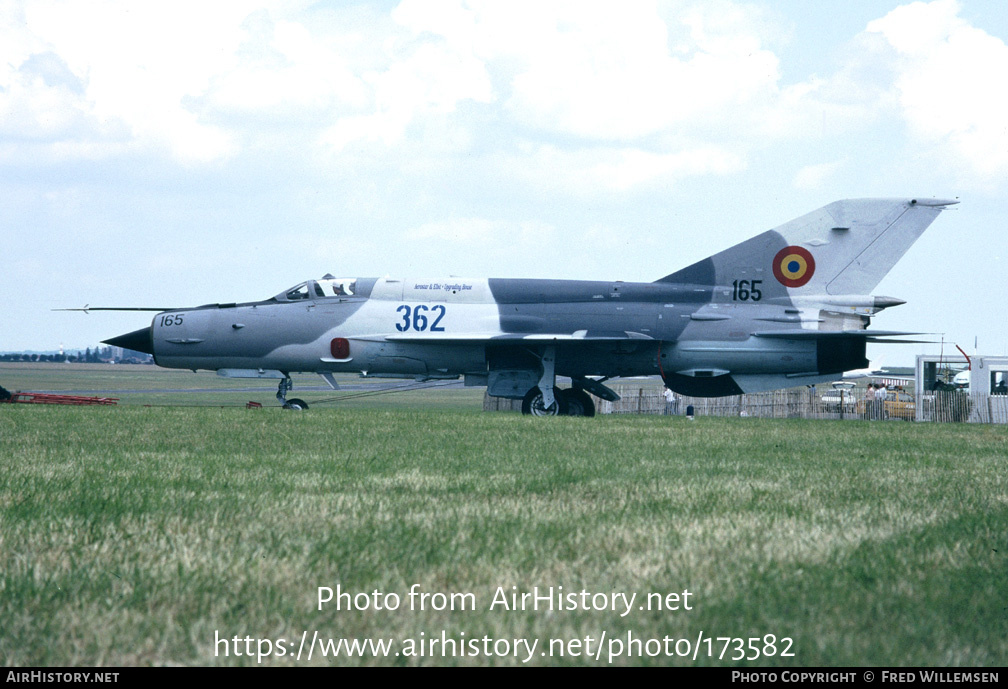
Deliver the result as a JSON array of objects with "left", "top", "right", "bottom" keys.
[
  {"left": 521, "top": 387, "right": 566, "bottom": 416},
  {"left": 562, "top": 389, "right": 596, "bottom": 417},
  {"left": 283, "top": 398, "right": 309, "bottom": 410}
]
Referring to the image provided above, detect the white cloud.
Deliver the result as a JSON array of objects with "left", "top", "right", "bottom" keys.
[
  {"left": 4, "top": 0, "right": 1007, "bottom": 193},
  {"left": 0, "top": 0, "right": 811, "bottom": 182},
  {"left": 0, "top": 1, "right": 255, "bottom": 161},
  {"left": 350, "top": 39, "right": 492, "bottom": 140},
  {"left": 867, "top": 0, "right": 1008, "bottom": 183},
  {"left": 322, "top": 0, "right": 494, "bottom": 151},
  {"left": 200, "top": 14, "right": 367, "bottom": 119},
  {"left": 393, "top": 0, "right": 783, "bottom": 142}
]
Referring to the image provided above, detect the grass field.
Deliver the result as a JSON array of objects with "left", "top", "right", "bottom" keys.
[
  {"left": 0, "top": 362, "right": 485, "bottom": 410},
  {"left": 1, "top": 364, "right": 1006, "bottom": 666}
]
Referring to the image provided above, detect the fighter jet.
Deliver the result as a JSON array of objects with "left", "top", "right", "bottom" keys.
[{"left": 96, "top": 198, "right": 955, "bottom": 415}]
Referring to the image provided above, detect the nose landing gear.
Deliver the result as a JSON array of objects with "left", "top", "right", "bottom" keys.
[{"left": 276, "top": 376, "right": 309, "bottom": 410}]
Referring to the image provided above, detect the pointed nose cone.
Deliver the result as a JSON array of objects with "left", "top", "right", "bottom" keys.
[{"left": 103, "top": 327, "right": 154, "bottom": 355}]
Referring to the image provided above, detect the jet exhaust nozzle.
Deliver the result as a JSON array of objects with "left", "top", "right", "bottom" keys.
[{"left": 103, "top": 327, "right": 154, "bottom": 355}]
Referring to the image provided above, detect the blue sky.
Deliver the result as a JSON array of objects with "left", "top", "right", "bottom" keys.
[{"left": 1, "top": 0, "right": 1005, "bottom": 363}]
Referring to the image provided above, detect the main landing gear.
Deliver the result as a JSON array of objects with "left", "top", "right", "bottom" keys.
[
  {"left": 521, "top": 386, "right": 596, "bottom": 417},
  {"left": 518, "top": 345, "right": 596, "bottom": 417},
  {"left": 276, "top": 376, "right": 309, "bottom": 410}
]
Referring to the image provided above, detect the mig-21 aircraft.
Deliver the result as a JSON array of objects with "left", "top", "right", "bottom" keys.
[{"left": 93, "top": 198, "right": 955, "bottom": 416}]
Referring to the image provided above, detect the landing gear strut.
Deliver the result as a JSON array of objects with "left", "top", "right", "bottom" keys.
[
  {"left": 517, "top": 345, "right": 599, "bottom": 417},
  {"left": 276, "top": 376, "right": 309, "bottom": 410},
  {"left": 521, "top": 345, "right": 562, "bottom": 415}
]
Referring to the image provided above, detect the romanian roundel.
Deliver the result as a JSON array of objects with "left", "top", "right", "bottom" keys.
[{"left": 772, "top": 246, "right": 815, "bottom": 288}]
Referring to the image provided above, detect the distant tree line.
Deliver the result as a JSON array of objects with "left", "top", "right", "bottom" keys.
[{"left": 0, "top": 346, "right": 152, "bottom": 364}]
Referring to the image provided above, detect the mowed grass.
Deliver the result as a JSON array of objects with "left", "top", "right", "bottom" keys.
[
  {"left": 0, "top": 362, "right": 485, "bottom": 409},
  {"left": 1, "top": 402, "right": 1005, "bottom": 667}
]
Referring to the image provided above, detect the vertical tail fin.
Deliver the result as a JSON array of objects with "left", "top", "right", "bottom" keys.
[{"left": 657, "top": 198, "right": 956, "bottom": 297}]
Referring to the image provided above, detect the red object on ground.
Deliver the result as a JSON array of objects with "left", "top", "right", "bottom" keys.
[{"left": 4, "top": 392, "right": 118, "bottom": 406}]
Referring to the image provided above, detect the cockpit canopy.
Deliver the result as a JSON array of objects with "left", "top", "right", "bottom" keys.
[{"left": 275, "top": 274, "right": 357, "bottom": 302}]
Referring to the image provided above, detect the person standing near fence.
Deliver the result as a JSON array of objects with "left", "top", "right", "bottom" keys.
[
  {"left": 868, "top": 383, "right": 881, "bottom": 420},
  {"left": 663, "top": 386, "right": 678, "bottom": 415}
]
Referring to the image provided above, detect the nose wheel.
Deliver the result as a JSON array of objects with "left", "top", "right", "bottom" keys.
[{"left": 276, "top": 376, "right": 309, "bottom": 410}]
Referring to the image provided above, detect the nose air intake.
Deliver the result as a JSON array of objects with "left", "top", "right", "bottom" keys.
[{"left": 102, "top": 326, "right": 154, "bottom": 355}]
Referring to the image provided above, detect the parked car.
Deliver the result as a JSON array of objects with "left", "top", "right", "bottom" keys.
[
  {"left": 857, "top": 389, "right": 915, "bottom": 420},
  {"left": 821, "top": 381, "right": 858, "bottom": 413},
  {"left": 953, "top": 370, "right": 970, "bottom": 390}
]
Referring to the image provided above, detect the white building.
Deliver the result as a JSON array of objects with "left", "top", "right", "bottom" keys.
[{"left": 915, "top": 354, "right": 1008, "bottom": 423}]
